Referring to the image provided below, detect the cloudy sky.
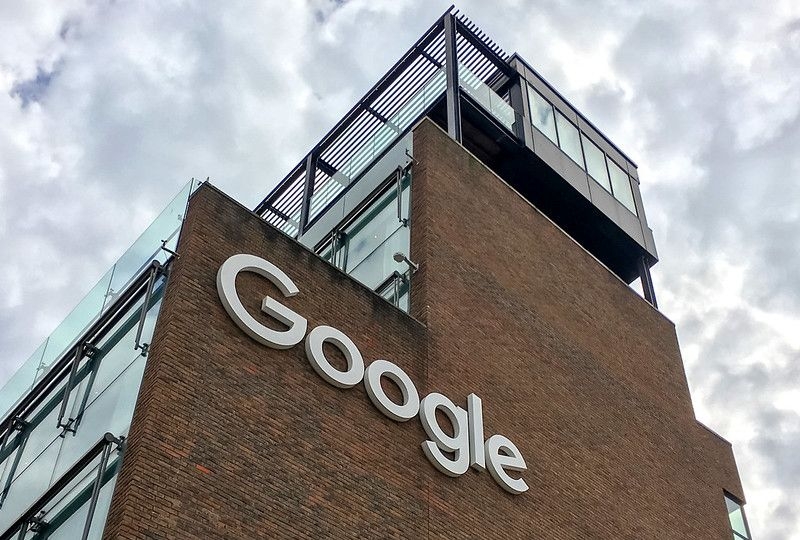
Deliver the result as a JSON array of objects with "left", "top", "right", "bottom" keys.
[{"left": 1, "top": 0, "right": 798, "bottom": 537}]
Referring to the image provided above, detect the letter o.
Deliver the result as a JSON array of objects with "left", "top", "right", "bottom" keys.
[
  {"left": 304, "top": 326, "right": 364, "bottom": 388},
  {"left": 364, "top": 360, "right": 420, "bottom": 422}
]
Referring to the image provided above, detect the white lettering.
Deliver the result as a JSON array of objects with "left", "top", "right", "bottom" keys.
[
  {"left": 216, "top": 254, "right": 528, "bottom": 494},
  {"left": 419, "top": 393, "right": 470, "bottom": 477},
  {"left": 467, "top": 393, "right": 486, "bottom": 471},
  {"left": 304, "top": 325, "right": 365, "bottom": 388},
  {"left": 216, "top": 254, "right": 307, "bottom": 349},
  {"left": 485, "top": 434, "right": 529, "bottom": 494},
  {"left": 364, "top": 360, "right": 420, "bottom": 422}
]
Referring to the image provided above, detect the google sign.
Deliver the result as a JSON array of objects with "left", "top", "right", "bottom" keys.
[{"left": 216, "top": 253, "right": 528, "bottom": 494}]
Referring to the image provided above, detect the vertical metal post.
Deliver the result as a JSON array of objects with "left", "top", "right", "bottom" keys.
[
  {"left": 298, "top": 153, "right": 316, "bottom": 235},
  {"left": 134, "top": 262, "right": 160, "bottom": 355},
  {"left": 81, "top": 435, "right": 115, "bottom": 540},
  {"left": 395, "top": 167, "right": 403, "bottom": 223},
  {"left": 508, "top": 77, "right": 528, "bottom": 144},
  {"left": 56, "top": 343, "right": 83, "bottom": 431},
  {"left": 444, "top": 13, "right": 462, "bottom": 142},
  {"left": 0, "top": 421, "right": 28, "bottom": 507},
  {"left": 638, "top": 256, "right": 658, "bottom": 308},
  {"left": 72, "top": 351, "right": 100, "bottom": 432},
  {"left": 330, "top": 230, "right": 339, "bottom": 269}
]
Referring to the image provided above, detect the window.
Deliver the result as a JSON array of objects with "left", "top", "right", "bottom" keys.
[
  {"left": 725, "top": 494, "right": 752, "bottom": 539},
  {"left": 526, "top": 85, "right": 558, "bottom": 144},
  {"left": 607, "top": 158, "right": 637, "bottom": 215},
  {"left": 524, "top": 83, "right": 640, "bottom": 217},
  {"left": 581, "top": 134, "right": 611, "bottom": 192},
  {"left": 554, "top": 112, "right": 585, "bottom": 170},
  {"left": 320, "top": 169, "right": 412, "bottom": 311}
]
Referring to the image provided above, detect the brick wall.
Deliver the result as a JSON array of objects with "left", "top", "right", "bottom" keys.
[{"left": 103, "top": 118, "right": 743, "bottom": 539}]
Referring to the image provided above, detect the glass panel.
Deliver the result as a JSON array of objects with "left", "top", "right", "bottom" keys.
[
  {"left": 37, "top": 268, "right": 115, "bottom": 380},
  {"left": 378, "top": 276, "right": 409, "bottom": 311},
  {"left": 349, "top": 227, "right": 409, "bottom": 291},
  {"left": 88, "top": 291, "right": 162, "bottom": 404},
  {"left": 0, "top": 438, "right": 61, "bottom": 531},
  {"left": 0, "top": 340, "right": 48, "bottom": 421},
  {"left": 51, "top": 355, "right": 146, "bottom": 482},
  {"left": 398, "top": 289, "right": 409, "bottom": 312},
  {"left": 108, "top": 180, "right": 194, "bottom": 298},
  {"left": 9, "top": 395, "right": 63, "bottom": 483},
  {"left": 42, "top": 471, "right": 118, "bottom": 540},
  {"left": 555, "top": 112, "right": 584, "bottom": 169},
  {"left": 725, "top": 496, "right": 749, "bottom": 537},
  {"left": 459, "top": 64, "right": 515, "bottom": 131},
  {"left": 526, "top": 85, "right": 558, "bottom": 144},
  {"left": 582, "top": 134, "right": 611, "bottom": 192},
  {"left": 344, "top": 184, "right": 407, "bottom": 274},
  {"left": 308, "top": 69, "right": 443, "bottom": 226},
  {"left": 1, "top": 179, "right": 195, "bottom": 421},
  {"left": 607, "top": 159, "right": 637, "bottom": 215}
]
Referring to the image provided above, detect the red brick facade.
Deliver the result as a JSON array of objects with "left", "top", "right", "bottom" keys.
[{"left": 103, "top": 119, "right": 743, "bottom": 539}]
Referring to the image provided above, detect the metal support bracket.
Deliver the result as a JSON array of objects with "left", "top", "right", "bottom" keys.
[
  {"left": 80, "top": 434, "right": 124, "bottom": 540},
  {"left": 159, "top": 239, "right": 179, "bottom": 258},
  {"left": 134, "top": 262, "right": 161, "bottom": 354},
  {"left": 56, "top": 342, "right": 85, "bottom": 432},
  {"left": 395, "top": 167, "right": 406, "bottom": 226},
  {"left": 27, "top": 511, "right": 48, "bottom": 534},
  {"left": 298, "top": 153, "right": 317, "bottom": 235}
]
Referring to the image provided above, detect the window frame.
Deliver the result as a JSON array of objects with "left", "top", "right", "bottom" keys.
[{"left": 724, "top": 492, "right": 752, "bottom": 540}]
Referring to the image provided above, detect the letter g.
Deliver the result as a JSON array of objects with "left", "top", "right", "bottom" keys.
[{"left": 216, "top": 254, "right": 307, "bottom": 349}]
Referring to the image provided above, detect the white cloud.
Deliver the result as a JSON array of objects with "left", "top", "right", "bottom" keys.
[{"left": 1, "top": 1, "right": 799, "bottom": 538}]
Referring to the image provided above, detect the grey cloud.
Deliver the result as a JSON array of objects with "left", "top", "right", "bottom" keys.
[{"left": 1, "top": 1, "right": 799, "bottom": 539}]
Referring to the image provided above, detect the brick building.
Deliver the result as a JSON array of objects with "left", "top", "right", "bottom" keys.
[{"left": 0, "top": 9, "right": 752, "bottom": 540}]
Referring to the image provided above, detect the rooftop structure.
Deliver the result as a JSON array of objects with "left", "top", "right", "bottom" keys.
[{"left": 256, "top": 9, "right": 658, "bottom": 305}]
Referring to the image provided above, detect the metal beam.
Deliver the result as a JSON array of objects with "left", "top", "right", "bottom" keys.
[
  {"left": 298, "top": 153, "right": 316, "bottom": 235},
  {"left": 364, "top": 106, "right": 400, "bottom": 133},
  {"left": 507, "top": 77, "right": 527, "bottom": 143},
  {"left": 638, "top": 256, "right": 658, "bottom": 308},
  {"left": 316, "top": 157, "right": 338, "bottom": 178},
  {"left": 454, "top": 17, "right": 513, "bottom": 77},
  {"left": 444, "top": 13, "right": 462, "bottom": 142},
  {"left": 418, "top": 49, "right": 443, "bottom": 69}
]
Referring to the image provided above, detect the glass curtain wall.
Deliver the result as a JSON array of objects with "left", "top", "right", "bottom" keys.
[
  {"left": 322, "top": 170, "right": 411, "bottom": 311},
  {"left": 526, "top": 85, "right": 638, "bottom": 216},
  {"left": 0, "top": 277, "right": 165, "bottom": 539},
  {"left": 0, "top": 180, "right": 197, "bottom": 420}
]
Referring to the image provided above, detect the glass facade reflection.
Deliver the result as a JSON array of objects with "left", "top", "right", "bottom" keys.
[
  {"left": 527, "top": 85, "right": 558, "bottom": 145},
  {"left": 322, "top": 170, "right": 412, "bottom": 310},
  {"left": 554, "top": 111, "right": 584, "bottom": 169},
  {"left": 581, "top": 134, "right": 611, "bottom": 192},
  {"left": 0, "top": 280, "right": 164, "bottom": 539},
  {"left": 725, "top": 494, "right": 752, "bottom": 539}
]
